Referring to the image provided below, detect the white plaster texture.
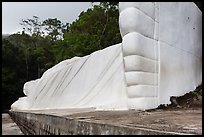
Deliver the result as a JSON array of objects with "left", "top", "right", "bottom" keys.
[
  {"left": 12, "top": 44, "right": 128, "bottom": 111},
  {"left": 11, "top": 2, "right": 202, "bottom": 111},
  {"left": 119, "top": 2, "right": 202, "bottom": 109}
]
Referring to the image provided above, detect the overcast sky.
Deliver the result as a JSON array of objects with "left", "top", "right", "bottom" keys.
[{"left": 2, "top": 2, "right": 98, "bottom": 34}]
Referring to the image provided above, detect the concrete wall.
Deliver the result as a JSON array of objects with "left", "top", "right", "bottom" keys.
[{"left": 9, "top": 111, "right": 187, "bottom": 135}]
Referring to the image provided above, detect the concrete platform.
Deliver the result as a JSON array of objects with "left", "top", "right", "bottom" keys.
[
  {"left": 9, "top": 108, "right": 202, "bottom": 135},
  {"left": 2, "top": 113, "right": 23, "bottom": 135}
]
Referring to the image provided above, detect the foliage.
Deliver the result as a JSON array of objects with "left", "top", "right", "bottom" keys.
[
  {"left": 62, "top": 3, "right": 121, "bottom": 59},
  {"left": 2, "top": 38, "right": 26, "bottom": 111},
  {"left": 42, "top": 18, "right": 69, "bottom": 41},
  {"left": 2, "top": 2, "right": 121, "bottom": 111}
]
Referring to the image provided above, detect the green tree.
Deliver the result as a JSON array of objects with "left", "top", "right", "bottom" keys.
[
  {"left": 62, "top": 2, "right": 121, "bottom": 59},
  {"left": 42, "top": 18, "right": 68, "bottom": 41},
  {"left": 2, "top": 38, "right": 27, "bottom": 111},
  {"left": 20, "top": 15, "right": 43, "bottom": 37}
]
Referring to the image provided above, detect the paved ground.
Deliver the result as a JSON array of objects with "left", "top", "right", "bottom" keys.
[
  {"left": 2, "top": 113, "right": 24, "bottom": 135},
  {"left": 66, "top": 108, "right": 202, "bottom": 135},
  {"left": 14, "top": 107, "right": 202, "bottom": 135}
]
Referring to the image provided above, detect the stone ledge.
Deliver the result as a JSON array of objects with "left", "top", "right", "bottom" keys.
[{"left": 9, "top": 108, "right": 202, "bottom": 135}]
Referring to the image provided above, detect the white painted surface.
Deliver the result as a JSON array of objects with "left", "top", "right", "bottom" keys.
[
  {"left": 120, "top": 2, "right": 159, "bottom": 109},
  {"left": 120, "top": 2, "right": 202, "bottom": 109},
  {"left": 11, "top": 2, "right": 202, "bottom": 111},
  {"left": 12, "top": 44, "right": 128, "bottom": 111}
]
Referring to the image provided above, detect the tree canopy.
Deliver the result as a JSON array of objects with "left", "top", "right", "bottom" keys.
[{"left": 2, "top": 2, "right": 121, "bottom": 112}]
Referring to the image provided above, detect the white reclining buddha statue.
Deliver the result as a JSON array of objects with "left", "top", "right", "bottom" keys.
[{"left": 11, "top": 2, "right": 202, "bottom": 111}]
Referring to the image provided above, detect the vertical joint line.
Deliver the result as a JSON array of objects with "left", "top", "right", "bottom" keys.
[
  {"left": 153, "top": 2, "right": 158, "bottom": 106},
  {"left": 157, "top": 2, "right": 160, "bottom": 106}
]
